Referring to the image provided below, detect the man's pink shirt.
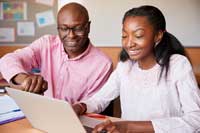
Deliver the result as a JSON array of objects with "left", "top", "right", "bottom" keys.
[{"left": 0, "top": 35, "right": 112, "bottom": 104}]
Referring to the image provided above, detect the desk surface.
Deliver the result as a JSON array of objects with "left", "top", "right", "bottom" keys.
[
  {"left": 0, "top": 118, "right": 44, "bottom": 133},
  {"left": 0, "top": 92, "right": 45, "bottom": 133},
  {"left": 0, "top": 114, "right": 120, "bottom": 133}
]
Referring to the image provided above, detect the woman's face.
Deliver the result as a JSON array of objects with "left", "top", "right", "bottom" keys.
[{"left": 122, "top": 16, "right": 157, "bottom": 62}]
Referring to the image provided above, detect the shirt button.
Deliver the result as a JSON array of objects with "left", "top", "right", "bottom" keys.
[{"left": 56, "top": 91, "right": 59, "bottom": 98}]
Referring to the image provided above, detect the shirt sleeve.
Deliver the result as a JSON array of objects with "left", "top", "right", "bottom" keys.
[
  {"left": 0, "top": 36, "right": 47, "bottom": 82},
  {"left": 82, "top": 63, "right": 121, "bottom": 113},
  {"left": 152, "top": 56, "right": 200, "bottom": 133}
]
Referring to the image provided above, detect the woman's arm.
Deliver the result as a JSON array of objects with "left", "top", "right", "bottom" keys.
[{"left": 93, "top": 119, "right": 154, "bottom": 133}]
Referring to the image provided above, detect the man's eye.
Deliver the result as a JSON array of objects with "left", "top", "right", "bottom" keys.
[
  {"left": 74, "top": 27, "right": 83, "bottom": 31},
  {"left": 59, "top": 27, "right": 68, "bottom": 31}
]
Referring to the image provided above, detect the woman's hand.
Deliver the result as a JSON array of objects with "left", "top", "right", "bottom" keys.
[
  {"left": 72, "top": 103, "right": 87, "bottom": 116},
  {"left": 92, "top": 119, "right": 120, "bottom": 133},
  {"left": 93, "top": 120, "right": 155, "bottom": 133}
]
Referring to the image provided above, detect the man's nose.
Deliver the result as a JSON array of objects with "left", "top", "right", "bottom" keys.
[{"left": 67, "top": 29, "right": 76, "bottom": 38}]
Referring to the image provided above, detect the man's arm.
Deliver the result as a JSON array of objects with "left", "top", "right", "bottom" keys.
[
  {"left": 10, "top": 73, "right": 47, "bottom": 94},
  {"left": 0, "top": 36, "right": 48, "bottom": 93}
]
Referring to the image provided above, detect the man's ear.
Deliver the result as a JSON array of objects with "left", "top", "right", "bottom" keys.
[
  {"left": 154, "top": 30, "right": 164, "bottom": 44},
  {"left": 87, "top": 21, "right": 91, "bottom": 33}
]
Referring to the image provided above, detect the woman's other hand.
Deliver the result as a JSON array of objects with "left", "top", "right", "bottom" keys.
[{"left": 92, "top": 119, "right": 120, "bottom": 133}]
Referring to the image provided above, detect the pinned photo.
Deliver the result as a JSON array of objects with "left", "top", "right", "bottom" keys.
[{"left": 36, "top": 10, "right": 55, "bottom": 27}]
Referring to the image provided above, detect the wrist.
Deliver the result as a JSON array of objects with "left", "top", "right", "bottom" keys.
[
  {"left": 12, "top": 73, "right": 29, "bottom": 85},
  {"left": 77, "top": 103, "right": 87, "bottom": 115}
]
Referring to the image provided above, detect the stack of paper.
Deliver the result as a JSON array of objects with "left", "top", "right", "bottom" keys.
[{"left": 0, "top": 95, "right": 25, "bottom": 125}]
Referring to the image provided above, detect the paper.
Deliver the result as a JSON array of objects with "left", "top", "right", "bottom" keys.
[
  {"left": 0, "top": 95, "right": 25, "bottom": 125},
  {"left": 17, "top": 21, "right": 35, "bottom": 36},
  {"left": 80, "top": 115, "right": 103, "bottom": 128},
  {"left": 36, "top": 0, "right": 55, "bottom": 6},
  {"left": 36, "top": 10, "right": 55, "bottom": 27},
  {"left": 0, "top": 3, "right": 2, "bottom": 20},
  {"left": 0, "top": 28, "right": 15, "bottom": 42},
  {"left": 0, "top": 87, "right": 6, "bottom": 93},
  {"left": 1, "top": 2, "right": 27, "bottom": 21}
]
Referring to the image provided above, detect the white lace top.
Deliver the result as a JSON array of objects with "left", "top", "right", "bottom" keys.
[{"left": 83, "top": 54, "right": 200, "bottom": 133}]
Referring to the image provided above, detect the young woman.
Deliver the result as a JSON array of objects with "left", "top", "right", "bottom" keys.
[{"left": 73, "top": 5, "right": 200, "bottom": 133}]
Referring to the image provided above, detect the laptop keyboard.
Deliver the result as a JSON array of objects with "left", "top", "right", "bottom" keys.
[{"left": 84, "top": 125, "right": 93, "bottom": 133}]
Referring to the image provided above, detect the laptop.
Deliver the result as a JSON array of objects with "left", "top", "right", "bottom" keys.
[{"left": 5, "top": 87, "right": 95, "bottom": 133}]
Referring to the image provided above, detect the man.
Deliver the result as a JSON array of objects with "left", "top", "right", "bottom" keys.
[{"left": 0, "top": 3, "right": 112, "bottom": 104}]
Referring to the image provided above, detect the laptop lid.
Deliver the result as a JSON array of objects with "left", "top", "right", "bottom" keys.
[{"left": 5, "top": 87, "right": 86, "bottom": 133}]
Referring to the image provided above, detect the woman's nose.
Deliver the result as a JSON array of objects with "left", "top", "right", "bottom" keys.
[{"left": 127, "top": 38, "right": 136, "bottom": 48}]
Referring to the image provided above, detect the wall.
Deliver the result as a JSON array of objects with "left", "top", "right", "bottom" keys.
[
  {"left": 59, "top": 0, "right": 200, "bottom": 47},
  {"left": 0, "top": 0, "right": 57, "bottom": 45}
]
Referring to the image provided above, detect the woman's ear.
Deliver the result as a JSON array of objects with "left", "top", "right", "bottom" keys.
[{"left": 154, "top": 30, "right": 164, "bottom": 44}]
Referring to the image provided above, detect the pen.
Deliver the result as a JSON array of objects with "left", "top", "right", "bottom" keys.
[
  {"left": 0, "top": 88, "right": 6, "bottom": 93},
  {"left": 86, "top": 113, "right": 107, "bottom": 119},
  {"left": 0, "top": 109, "right": 21, "bottom": 115}
]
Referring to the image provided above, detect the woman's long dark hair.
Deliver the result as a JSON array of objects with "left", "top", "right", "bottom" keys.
[{"left": 120, "top": 5, "right": 186, "bottom": 79}]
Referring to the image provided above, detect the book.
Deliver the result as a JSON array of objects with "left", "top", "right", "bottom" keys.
[{"left": 0, "top": 95, "right": 25, "bottom": 125}]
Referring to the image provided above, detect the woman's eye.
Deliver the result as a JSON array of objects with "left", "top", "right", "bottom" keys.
[
  {"left": 135, "top": 35, "right": 143, "bottom": 39},
  {"left": 122, "top": 35, "right": 127, "bottom": 38}
]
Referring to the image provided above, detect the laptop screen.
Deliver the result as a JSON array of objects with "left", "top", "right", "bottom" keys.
[{"left": 6, "top": 87, "right": 87, "bottom": 133}]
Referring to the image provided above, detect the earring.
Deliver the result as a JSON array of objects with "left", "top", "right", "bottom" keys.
[{"left": 154, "top": 41, "right": 160, "bottom": 48}]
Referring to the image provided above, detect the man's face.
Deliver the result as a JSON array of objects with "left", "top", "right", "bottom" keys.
[{"left": 57, "top": 10, "right": 90, "bottom": 58}]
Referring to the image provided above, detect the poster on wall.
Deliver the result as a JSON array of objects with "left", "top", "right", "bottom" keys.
[
  {"left": 0, "top": 28, "right": 15, "bottom": 42},
  {"left": 0, "top": 3, "right": 2, "bottom": 20},
  {"left": 1, "top": 2, "right": 27, "bottom": 21},
  {"left": 36, "top": 0, "right": 55, "bottom": 6},
  {"left": 36, "top": 10, "right": 55, "bottom": 27},
  {"left": 17, "top": 21, "right": 35, "bottom": 36}
]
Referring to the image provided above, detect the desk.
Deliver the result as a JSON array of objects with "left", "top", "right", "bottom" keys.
[
  {"left": 0, "top": 92, "right": 45, "bottom": 133},
  {"left": 0, "top": 118, "right": 44, "bottom": 133},
  {"left": 0, "top": 114, "right": 119, "bottom": 133}
]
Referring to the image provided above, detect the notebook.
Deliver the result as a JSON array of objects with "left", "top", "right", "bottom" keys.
[
  {"left": 5, "top": 87, "right": 91, "bottom": 133},
  {"left": 0, "top": 95, "right": 25, "bottom": 125}
]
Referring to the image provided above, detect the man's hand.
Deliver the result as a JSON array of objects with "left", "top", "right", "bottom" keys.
[{"left": 10, "top": 73, "right": 48, "bottom": 94}]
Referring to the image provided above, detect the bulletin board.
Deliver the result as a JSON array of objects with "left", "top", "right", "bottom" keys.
[{"left": 0, "top": 0, "right": 57, "bottom": 45}]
